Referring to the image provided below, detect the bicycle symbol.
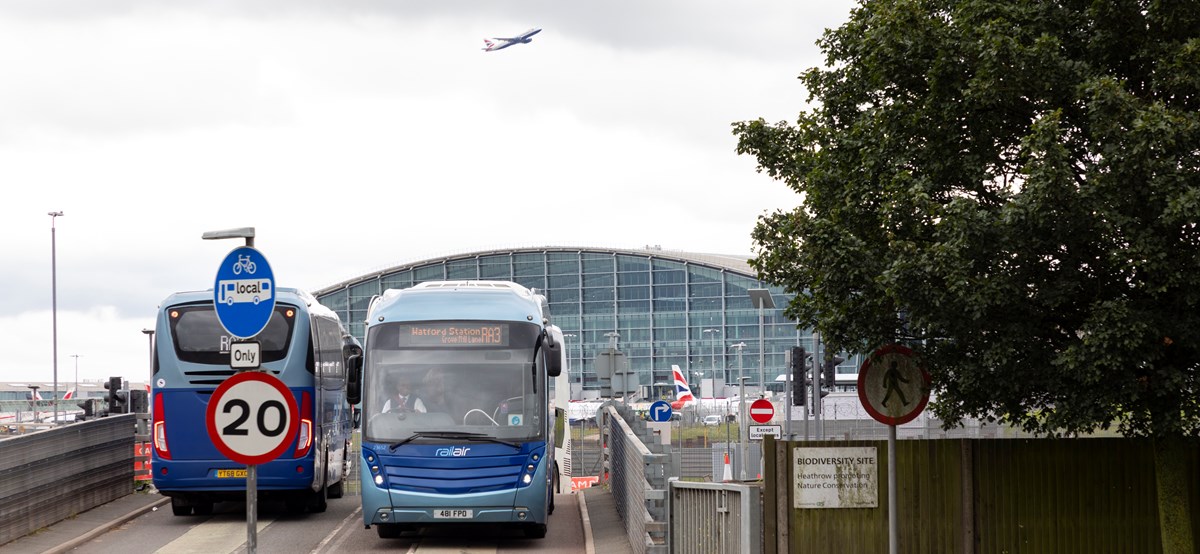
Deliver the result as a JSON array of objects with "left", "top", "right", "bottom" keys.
[{"left": 231, "top": 254, "right": 257, "bottom": 275}]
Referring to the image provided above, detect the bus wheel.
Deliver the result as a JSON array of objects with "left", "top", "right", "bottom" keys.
[
  {"left": 524, "top": 523, "right": 548, "bottom": 539},
  {"left": 376, "top": 523, "right": 404, "bottom": 539},
  {"left": 327, "top": 478, "right": 344, "bottom": 499},
  {"left": 193, "top": 502, "right": 214, "bottom": 516},
  {"left": 548, "top": 469, "right": 557, "bottom": 515},
  {"left": 170, "top": 498, "right": 192, "bottom": 516}
]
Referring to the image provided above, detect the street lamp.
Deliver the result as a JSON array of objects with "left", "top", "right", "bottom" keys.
[
  {"left": 142, "top": 329, "right": 155, "bottom": 389},
  {"left": 748, "top": 289, "right": 775, "bottom": 400},
  {"left": 71, "top": 354, "right": 79, "bottom": 398},
  {"left": 49, "top": 211, "right": 63, "bottom": 423},
  {"left": 730, "top": 341, "right": 747, "bottom": 480},
  {"left": 564, "top": 333, "right": 578, "bottom": 398},
  {"left": 703, "top": 328, "right": 721, "bottom": 389}
]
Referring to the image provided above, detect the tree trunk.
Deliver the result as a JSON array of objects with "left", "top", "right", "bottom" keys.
[{"left": 1154, "top": 436, "right": 1195, "bottom": 554}]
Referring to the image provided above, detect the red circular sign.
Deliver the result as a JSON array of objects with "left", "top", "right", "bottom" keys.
[
  {"left": 749, "top": 398, "right": 774, "bottom": 423},
  {"left": 857, "top": 344, "right": 930, "bottom": 426},
  {"left": 205, "top": 371, "right": 298, "bottom": 465}
]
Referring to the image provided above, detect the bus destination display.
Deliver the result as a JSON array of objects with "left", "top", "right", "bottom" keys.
[{"left": 397, "top": 323, "right": 508, "bottom": 347}]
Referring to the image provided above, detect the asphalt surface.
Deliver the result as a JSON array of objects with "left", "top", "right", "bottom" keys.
[{"left": 0, "top": 486, "right": 633, "bottom": 554}]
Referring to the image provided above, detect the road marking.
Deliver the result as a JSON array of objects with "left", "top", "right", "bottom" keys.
[
  {"left": 155, "top": 518, "right": 272, "bottom": 554},
  {"left": 309, "top": 506, "right": 360, "bottom": 554}
]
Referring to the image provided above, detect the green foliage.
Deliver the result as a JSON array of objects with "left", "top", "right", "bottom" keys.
[{"left": 734, "top": 0, "right": 1200, "bottom": 439}]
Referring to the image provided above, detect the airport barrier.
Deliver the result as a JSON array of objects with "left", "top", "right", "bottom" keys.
[
  {"left": 0, "top": 414, "right": 136, "bottom": 547},
  {"left": 668, "top": 480, "right": 760, "bottom": 554}
]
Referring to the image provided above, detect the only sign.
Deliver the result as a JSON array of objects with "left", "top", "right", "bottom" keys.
[{"left": 206, "top": 371, "right": 298, "bottom": 465}]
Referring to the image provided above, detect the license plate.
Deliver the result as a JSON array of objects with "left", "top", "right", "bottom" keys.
[
  {"left": 217, "top": 469, "right": 247, "bottom": 478},
  {"left": 433, "top": 509, "right": 472, "bottom": 519}
]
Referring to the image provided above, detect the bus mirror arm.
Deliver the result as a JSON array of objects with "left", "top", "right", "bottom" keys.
[{"left": 346, "top": 354, "right": 363, "bottom": 405}]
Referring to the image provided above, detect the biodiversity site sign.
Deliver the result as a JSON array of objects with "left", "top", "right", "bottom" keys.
[{"left": 793, "top": 446, "right": 878, "bottom": 508}]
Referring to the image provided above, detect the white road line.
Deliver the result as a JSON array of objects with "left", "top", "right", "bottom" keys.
[
  {"left": 155, "top": 518, "right": 273, "bottom": 554},
  {"left": 309, "top": 506, "right": 361, "bottom": 554}
]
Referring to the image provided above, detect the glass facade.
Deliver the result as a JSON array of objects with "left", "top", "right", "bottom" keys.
[{"left": 314, "top": 247, "right": 862, "bottom": 397}]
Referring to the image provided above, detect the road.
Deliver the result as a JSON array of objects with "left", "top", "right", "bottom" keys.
[{"left": 63, "top": 492, "right": 586, "bottom": 554}]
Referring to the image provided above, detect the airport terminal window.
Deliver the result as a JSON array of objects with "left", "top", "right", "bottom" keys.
[
  {"left": 413, "top": 265, "right": 444, "bottom": 282},
  {"left": 617, "top": 255, "right": 650, "bottom": 272},
  {"left": 618, "top": 271, "right": 650, "bottom": 286},
  {"left": 583, "top": 287, "right": 614, "bottom": 302},
  {"left": 549, "top": 274, "right": 579, "bottom": 288},
  {"left": 381, "top": 272, "right": 412, "bottom": 290},
  {"left": 446, "top": 261, "right": 477, "bottom": 279}
]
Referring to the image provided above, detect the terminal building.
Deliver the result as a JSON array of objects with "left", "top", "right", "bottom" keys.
[{"left": 313, "top": 246, "right": 863, "bottom": 400}]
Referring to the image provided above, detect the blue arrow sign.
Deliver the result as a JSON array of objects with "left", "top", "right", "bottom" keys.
[
  {"left": 212, "top": 246, "right": 275, "bottom": 339},
  {"left": 649, "top": 400, "right": 672, "bottom": 422}
]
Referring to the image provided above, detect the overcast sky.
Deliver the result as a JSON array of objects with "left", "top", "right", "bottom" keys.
[{"left": 1, "top": 1, "right": 858, "bottom": 386}]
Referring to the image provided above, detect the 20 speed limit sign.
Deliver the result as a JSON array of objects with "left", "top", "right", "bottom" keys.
[{"left": 206, "top": 371, "right": 299, "bottom": 465}]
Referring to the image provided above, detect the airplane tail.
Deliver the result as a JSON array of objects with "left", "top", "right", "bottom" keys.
[
  {"left": 482, "top": 39, "right": 495, "bottom": 51},
  {"left": 671, "top": 365, "right": 695, "bottom": 408},
  {"left": 63, "top": 389, "right": 75, "bottom": 400}
]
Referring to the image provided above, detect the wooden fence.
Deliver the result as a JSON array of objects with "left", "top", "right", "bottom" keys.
[{"left": 763, "top": 437, "right": 1200, "bottom": 554}]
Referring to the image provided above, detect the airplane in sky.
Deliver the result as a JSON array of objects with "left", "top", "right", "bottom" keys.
[{"left": 482, "top": 28, "right": 541, "bottom": 52}]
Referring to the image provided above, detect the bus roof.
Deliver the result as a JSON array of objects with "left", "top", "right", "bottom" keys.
[{"left": 368, "top": 280, "right": 547, "bottom": 326}]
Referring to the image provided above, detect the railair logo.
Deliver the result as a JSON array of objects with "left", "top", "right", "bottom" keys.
[{"left": 435, "top": 447, "right": 471, "bottom": 457}]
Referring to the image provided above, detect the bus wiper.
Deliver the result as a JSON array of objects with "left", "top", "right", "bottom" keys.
[{"left": 391, "top": 431, "right": 518, "bottom": 450}]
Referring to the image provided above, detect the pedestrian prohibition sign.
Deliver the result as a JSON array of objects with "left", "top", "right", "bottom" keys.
[
  {"left": 857, "top": 343, "right": 931, "bottom": 426},
  {"left": 206, "top": 371, "right": 298, "bottom": 465},
  {"left": 749, "top": 398, "right": 774, "bottom": 423}
]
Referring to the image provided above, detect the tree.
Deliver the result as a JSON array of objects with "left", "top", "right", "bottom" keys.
[{"left": 732, "top": 1, "right": 1199, "bottom": 551}]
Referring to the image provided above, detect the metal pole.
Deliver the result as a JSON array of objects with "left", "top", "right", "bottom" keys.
[
  {"left": 247, "top": 464, "right": 257, "bottom": 553},
  {"left": 889, "top": 424, "right": 898, "bottom": 554},
  {"left": 758, "top": 301, "right": 765, "bottom": 399},
  {"left": 49, "top": 211, "right": 63, "bottom": 423},
  {"left": 812, "top": 331, "right": 822, "bottom": 440},
  {"left": 731, "top": 342, "right": 747, "bottom": 480},
  {"left": 71, "top": 355, "right": 79, "bottom": 399}
]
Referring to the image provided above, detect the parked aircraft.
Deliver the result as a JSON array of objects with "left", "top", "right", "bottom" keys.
[
  {"left": 482, "top": 28, "right": 541, "bottom": 52},
  {"left": 670, "top": 365, "right": 696, "bottom": 410}
]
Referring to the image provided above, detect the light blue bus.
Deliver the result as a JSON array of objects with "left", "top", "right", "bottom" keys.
[
  {"left": 348, "top": 280, "right": 565, "bottom": 539},
  {"left": 150, "top": 288, "right": 359, "bottom": 516}
]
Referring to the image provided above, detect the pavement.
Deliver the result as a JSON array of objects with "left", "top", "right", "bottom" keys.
[{"left": 2, "top": 487, "right": 634, "bottom": 554}]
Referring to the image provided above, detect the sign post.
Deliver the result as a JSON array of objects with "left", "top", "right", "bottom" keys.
[
  {"left": 209, "top": 241, "right": 278, "bottom": 554},
  {"left": 858, "top": 344, "right": 930, "bottom": 554},
  {"left": 206, "top": 371, "right": 297, "bottom": 554}
]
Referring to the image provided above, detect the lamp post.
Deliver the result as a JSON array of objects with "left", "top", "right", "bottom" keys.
[
  {"left": 703, "top": 328, "right": 720, "bottom": 390},
  {"left": 48, "top": 211, "right": 63, "bottom": 423},
  {"left": 730, "top": 341, "right": 747, "bottom": 480},
  {"left": 564, "top": 333, "right": 578, "bottom": 398},
  {"left": 71, "top": 354, "right": 79, "bottom": 398},
  {"left": 142, "top": 329, "right": 155, "bottom": 396},
  {"left": 748, "top": 289, "right": 775, "bottom": 399}
]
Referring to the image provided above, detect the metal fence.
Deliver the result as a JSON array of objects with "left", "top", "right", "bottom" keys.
[
  {"left": 600, "top": 403, "right": 670, "bottom": 553},
  {"left": 668, "top": 480, "right": 760, "bottom": 554},
  {"left": 0, "top": 414, "right": 137, "bottom": 547}
]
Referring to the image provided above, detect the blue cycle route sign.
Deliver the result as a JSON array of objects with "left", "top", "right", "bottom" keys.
[
  {"left": 212, "top": 246, "right": 275, "bottom": 339},
  {"left": 649, "top": 400, "right": 672, "bottom": 422}
]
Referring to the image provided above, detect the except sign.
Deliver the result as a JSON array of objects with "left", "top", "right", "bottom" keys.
[
  {"left": 205, "top": 371, "right": 298, "bottom": 466},
  {"left": 213, "top": 246, "right": 276, "bottom": 339},
  {"left": 749, "top": 398, "right": 774, "bottom": 423},
  {"left": 857, "top": 344, "right": 931, "bottom": 426}
]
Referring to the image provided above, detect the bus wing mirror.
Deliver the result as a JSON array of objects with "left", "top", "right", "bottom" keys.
[
  {"left": 544, "top": 332, "right": 562, "bottom": 377},
  {"left": 346, "top": 354, "right": 363, "bottom": 405}
]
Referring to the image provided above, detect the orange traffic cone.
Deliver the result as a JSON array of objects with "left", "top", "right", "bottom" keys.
[{"left": 722, "top": 452, "right": 733, "bottom": 482}]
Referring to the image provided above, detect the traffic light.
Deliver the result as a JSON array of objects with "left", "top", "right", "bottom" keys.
[
  {"left": 104, "top": 376, "right": 127, "bottom": 414},
  {"left": 823, "top": 355, "right": 845, "bottom": 391},
  {"left": 790, "top": 346, "right": 807, "bottom": 406},
  {"left": 129, "top": 388, "right": 149, "bottom": 414}
]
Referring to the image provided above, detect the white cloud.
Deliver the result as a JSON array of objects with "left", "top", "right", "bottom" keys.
[{"left": 0, "top": 1, "right": 857, "bottom": 382}]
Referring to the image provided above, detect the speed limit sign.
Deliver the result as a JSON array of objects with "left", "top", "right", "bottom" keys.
[{"left": 206, "top": 371, "right": 298, "bottom": 465}]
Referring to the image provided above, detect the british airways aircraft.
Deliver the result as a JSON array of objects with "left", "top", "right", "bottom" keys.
[{"left": 482, "top": 28, "right": 541, "bottom": 52}]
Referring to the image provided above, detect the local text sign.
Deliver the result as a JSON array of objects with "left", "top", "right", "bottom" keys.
[
  {"left": 213, "top": 246, "right": 275, "bottom": 339},
  {"left": 206, "top": 371, "right": 298, "bottom": 466},
  {"left": 793, "top": 446, "right": 878, "bottom": 508}
]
